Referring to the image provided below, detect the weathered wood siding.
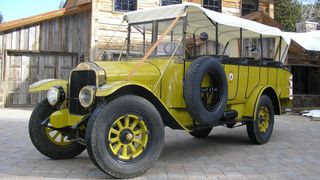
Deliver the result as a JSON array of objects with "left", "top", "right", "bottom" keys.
[
  {"left": 3, "top": 52, "right": 77, "bottom": 106},
  {"left": 40, "top": 10, "right": 91, "bottom": 58},
  {"left": 0, "top": 10, "right": 91, "bottom": 107},
  {"left": 91, "top": 0, "right": 159, "bottom": 60}
]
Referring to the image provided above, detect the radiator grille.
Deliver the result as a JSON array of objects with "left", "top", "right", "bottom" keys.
[{"left": 69, "top": 70, "right": 96, "bottom": 115}]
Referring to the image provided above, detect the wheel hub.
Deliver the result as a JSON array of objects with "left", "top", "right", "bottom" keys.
[{"left": 119, "top": 129, "right": 134, "bottom": 144}]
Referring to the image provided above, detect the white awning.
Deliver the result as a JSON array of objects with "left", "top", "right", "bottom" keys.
[
  {"left": 284, "top": 31, "right": 320, "bottom": 52},
  {"left": 124, "top": 3, "right": 291, "bottom": 45}
]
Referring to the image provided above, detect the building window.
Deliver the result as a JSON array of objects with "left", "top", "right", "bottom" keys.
[
  {"left": 242, "top": 0, "right": 259, "bottom": 16},
  {"left": 161, "top": 0, "right": 182, "bottom": 6},
  {"left": 203, "top": 0, "right": 221, "bottom": 12},
  {"left": 114, "top": 0, "right": 137, "bottom": 12}
]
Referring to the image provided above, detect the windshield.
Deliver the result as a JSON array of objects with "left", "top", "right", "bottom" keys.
[{"left": 122, "top": 19, "right": 184, "bottom": 60}]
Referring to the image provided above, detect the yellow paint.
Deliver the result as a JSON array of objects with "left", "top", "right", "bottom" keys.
[
  {"left": 234, "top": 65, "right": 248, "bottom": 103},
  {"left": 95, "top": 58, "right": 291, "bottom": 129},
  {"left": 224, "top": 65, "right": 239, "bottom": 100},
  {"left": 35, "top": 56, "right": 291, "bottom": 130},
  {"left": 260, "top": 67, "right": 268, "bottom": 85},
  {"left": 246, "top": 67, "right": 260, "bottom": 98},
  {"left": 50, "top": 109, "right": 83, "bottom": 128},
  {"left": 29, "top": 79, "right": 68, "bottom": 92},
  {"left": 160, "top": 61, "right": 186, "bottom": 108},
  {"left": 243, "top": 85, "right": 267, "bottom": 119},
  {"left": 268, "top": 68, "right": 278, "bottom": 88}
]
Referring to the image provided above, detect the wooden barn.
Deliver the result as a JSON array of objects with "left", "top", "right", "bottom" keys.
[
  {"left": 0, "top": 0, "right": 274, "bottom": 107},
  {"left": 0, "top": 1, "right": 91, "bottom": 107}
]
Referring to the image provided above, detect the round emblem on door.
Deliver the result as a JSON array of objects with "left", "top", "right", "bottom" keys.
[{"left": 229, "top": 73, "right": 234, "bottom": 81}]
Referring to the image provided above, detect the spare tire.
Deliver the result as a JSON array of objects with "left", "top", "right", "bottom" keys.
[{"left": 184, "top": 56, "right": 228, "bottom": 125}]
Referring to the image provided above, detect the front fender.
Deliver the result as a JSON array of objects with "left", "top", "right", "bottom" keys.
[
  {"left": 96, "top": 81, "right": 192, "bottom": 131},
  {"left": 96, "top": 81, "right": 158, "bottom": 97},
  {"left": 29, "top": 79, "right": 68, "bottom": 92}
]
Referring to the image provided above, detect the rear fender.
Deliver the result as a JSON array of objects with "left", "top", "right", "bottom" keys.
[
  {"left": 29, "top": 79, "right": 68, "bottom": 92},
  {"left": 243, "top": 85, "right": 280, "bottom": 119}
]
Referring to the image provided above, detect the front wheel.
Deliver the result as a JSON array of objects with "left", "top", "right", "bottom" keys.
[
  {"left": 29, "top": 99, "right": 86, "bottom": 159},
  {"left": 246, "top": 95, "right": 275, "bottom": 144},
  {"left": 86, "top": 95, "right": 164, "bottom": 179}
]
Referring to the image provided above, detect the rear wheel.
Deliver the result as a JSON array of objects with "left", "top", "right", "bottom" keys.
[
  {"left": 86, "top": 95, "right": 164, "bottom": 179},
  {"left": 29, "top": 99, "right": 85, "bottom": 159},
  {"left": 246, "top": 95, "right": 275, "bottom": 144},
  {"left": 189, "top": 127, "right": 213, "bottom": 138}
]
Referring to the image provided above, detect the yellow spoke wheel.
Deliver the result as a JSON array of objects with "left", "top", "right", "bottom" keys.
[
  {"left": 29, "top": 99, "right": 85, "bottom": 160},
  {"left": 86, "top": 95, "right": 164, "bottom": 178},
  {"left": 246, "top": 95, "right": 275, "bottom": 145},
  {"left": 257, "top": 106, "right": 270, "bottom": 133},
  {"left": 108, "top": 114, "right": 149, "bottom": 161},
  {"left": 45, "top": 127, "right": 72, "bottom": 146}
]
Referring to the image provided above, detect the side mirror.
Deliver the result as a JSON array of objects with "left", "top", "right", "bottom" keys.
[{"left": 199, "top": 32, "right": 209, "bottom": 41}]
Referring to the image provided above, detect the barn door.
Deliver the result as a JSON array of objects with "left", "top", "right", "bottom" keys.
[{"left": 4, "top": 52, "right": 78, "bottom": 106}]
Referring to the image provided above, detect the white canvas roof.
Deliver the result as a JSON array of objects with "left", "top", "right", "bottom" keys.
[
  {"left": 284, "top": 31, "right": 320, "bottom": 52},
  {"left": 124, "top": 3, "right": 291, "bottom": 45}
]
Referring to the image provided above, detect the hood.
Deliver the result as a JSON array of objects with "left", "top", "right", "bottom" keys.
[{"left": 94, "top": 60, "right": 162, "bottom": 83}]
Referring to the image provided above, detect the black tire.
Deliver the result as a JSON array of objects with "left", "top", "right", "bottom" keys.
[
  {"left": 189, "top": 127, "right": 213, "bottom": 138},
  {"left": 246, "top": 95, "right": 275, "bottom": 144},
  {"left": 184, "top": 56, "right": 228, "bottom": 125},
  {"left": 29, "top": 99, "right": 86, "bottom": 159},
  {"left": 86, "top": 95, "right": 164, "bottom": 179}
]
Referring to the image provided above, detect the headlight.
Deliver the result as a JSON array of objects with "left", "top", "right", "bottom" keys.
[
  {"left": 47, "top": 86, "right": 65, "bottom": 106},
  {"left": 79, "top": 86, "right": 96, "bottom": 108}
]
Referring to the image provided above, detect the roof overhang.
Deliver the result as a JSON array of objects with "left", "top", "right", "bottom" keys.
[
  {"left": 0, "top": 2, "right": 91, "bottom": 32},
  {"left": 284, "top": 31, "right": 320, "bottom": 52}
]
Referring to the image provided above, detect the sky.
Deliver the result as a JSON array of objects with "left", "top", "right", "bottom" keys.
[{"left": 0, "top": 0, "right": 64, "bottom": 22}]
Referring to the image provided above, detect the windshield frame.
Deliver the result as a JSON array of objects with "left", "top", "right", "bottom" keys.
[{"left": 123, "top": 17, "right": 187, "bottom": 61}]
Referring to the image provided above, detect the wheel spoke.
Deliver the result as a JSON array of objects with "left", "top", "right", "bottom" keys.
[
  {"left": 110, "top": 127, "right": 120, "bottom": 135},
  {"left": 59, "top": 135, "right": 63, "bottom": 143},
  {"left": 113, "top": 143, "right": 122, "bottom": 154},
  {"left": 129, "top": 144, "right": 136, "bottom": 152},
  {"left": 110, "top": 137, "right": 119, "bottom": 144},
  {"left": 116, "top": 121, "right": 124, "bottom": 130},
  {"left": 130, "top": 119, "right": 139, "bottom": 129},
  {"left": 122, "top": 145, "right": 128, "bottom": 157},
  {"left": 133, "top": 129, "right": 144, "bottom": 135},
  {"left": 124, "top": 115, "right": 130, "bottom": 128},
  {"left": 52, "top": 131, "right": 59, "bottom": 140},
  {"left": 133, "top": 138, "right": 144, "bottom": 146}
]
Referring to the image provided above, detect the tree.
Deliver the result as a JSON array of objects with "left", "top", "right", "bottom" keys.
[
  {"left": 301, "top": 0, "right": 320, "bottom": 22},
  {"left": 275, "top": 0, "right": 302, "bottom": 32}
]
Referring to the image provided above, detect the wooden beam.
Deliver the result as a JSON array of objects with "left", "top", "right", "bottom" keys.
[
  {"left": 0, "top": 3, "right": 91, "bottom": 32},
  {"left": 6, "top": 49, "right": 78, "bottom": 57}
]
